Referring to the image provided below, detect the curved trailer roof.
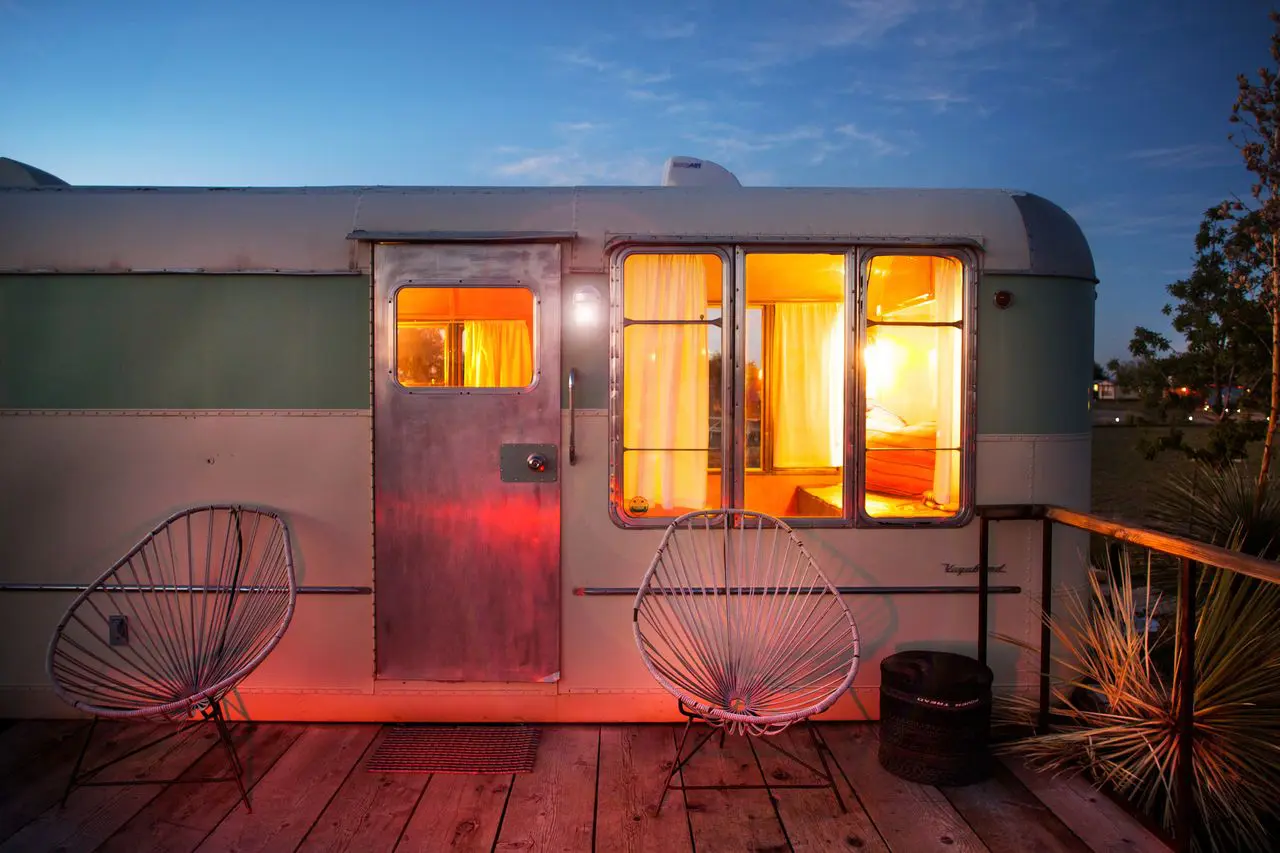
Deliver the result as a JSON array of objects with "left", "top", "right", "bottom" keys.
[{"left": 0, "top": 183, "right": 1095, "bottom": 281}]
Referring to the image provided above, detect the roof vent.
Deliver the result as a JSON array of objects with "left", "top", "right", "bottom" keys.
[
  {"left": 661, "top": 156, "right": 742, "bottom": 188},
  {"left": 0, "top": 157, "right": 70, "bottom": 187}
]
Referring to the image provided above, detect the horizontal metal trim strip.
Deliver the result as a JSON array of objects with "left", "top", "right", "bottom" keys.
[
  {"left": 0, "top": 583, "right": 372, "bottom": 594},
  {"left": 976, "top": 432, "right": 1091, "bottom": 442},
  {"left": 578, "top": 584, "right": 1022, "bottom": 596},
  {"left": 604, "top": 234, "right": 985, "bottom": 250},
  {"left": 348, "top": 230, "right": 576, "bottom": 243},
  {"left": 0, "top": 409, "right": 370, "bottom": 417},
  {"left": 0, "top": 268, "right": 363, "bottom": 275}
]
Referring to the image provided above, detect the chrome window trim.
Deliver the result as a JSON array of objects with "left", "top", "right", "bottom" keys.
[
  {"left": 387, "top": 279, "right": 542, "bottom": 396},
  {"left": 853, "top": 248, "right": 979, "bottom": 529},
  {"left": 608, "top": 242, "right": 981, "bottom": 530},
  {"left": 608, "top": 246, "right": 731, "bottom": 529}
]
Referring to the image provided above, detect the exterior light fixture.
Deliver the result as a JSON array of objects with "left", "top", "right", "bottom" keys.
[
  {"left": 993, "top": 290, "right": 1013, "bottom": 309},
  {"left": 573, "top": 285, "right": 602, "bottom": 327}
]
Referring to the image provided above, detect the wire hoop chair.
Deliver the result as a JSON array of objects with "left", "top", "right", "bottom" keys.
[
  {"left": 46, "top": 504, "right": 297, "bottom": 812},
  {"left": 633, "top": 509, "right": 860, "bottom": 813}
]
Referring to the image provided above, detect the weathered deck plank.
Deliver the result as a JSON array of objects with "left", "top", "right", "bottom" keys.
[
  {"left": 594, "top": 725, "right": 693, "bottom": 853},
  {"left": 195, "top": 724, "right": 378, "bottom": 853},
  {"left": 493, "top": 725, "right": 598, "bottom": 853},
  {"left": 0, "top": 720, "right": 1178, "bottom": 853},
  {"left": 395, "top": 772, "right": 512, "bottom": 852},
  {"left": 0, "top": 719, "right": 95, "bottom": 839},
  {"left": 0, "top": 722, "right": 220, "bottom": 853},
  {"left": 1001, "top": 757, "right": 1170, "bottom": 853},
  {"left": 0, "top": 720, "right": 171, "bottom": 843},
  {"left": 293, "top": 726, "right": 429, "bottom": 853},
  {"left": 753, "top": 725, "right": 889, "bottom": 852},
  {"left": 940, "top": 761, "right": 1092, "bottom": 853},
  {"left": 820, "top": 724, "right": 990, "bottom": 852},
  {"left": 96, "top": 722, "right": 304, "bottom": 853},
  {"left": 679, "top": 725, "right": 789, "bottom": 853}
]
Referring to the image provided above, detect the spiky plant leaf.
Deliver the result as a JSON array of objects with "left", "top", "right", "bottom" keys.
[{"left": 994, "top": 550, "right": 1280, "bottom": 852}]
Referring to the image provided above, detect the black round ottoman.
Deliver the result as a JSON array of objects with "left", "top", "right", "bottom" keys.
[{"left": 878, "top": 650, "right": 994, "bottom": 786}]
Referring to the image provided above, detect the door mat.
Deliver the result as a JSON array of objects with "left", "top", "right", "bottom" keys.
[{"left": 366, "top": 725, "right": 541, "bottom": 774}]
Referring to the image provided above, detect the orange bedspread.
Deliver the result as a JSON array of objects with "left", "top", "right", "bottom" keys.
[{"left": 866, "top": 422, "right": 936, "bottom": 497}]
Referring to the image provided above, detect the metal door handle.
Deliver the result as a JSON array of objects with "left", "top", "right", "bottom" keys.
[
  {"left": 568, "top": 367, "right": 578, "bottom": 465},
  {"left": 527, "top": 453, "right": 548, "bottom": 473}
]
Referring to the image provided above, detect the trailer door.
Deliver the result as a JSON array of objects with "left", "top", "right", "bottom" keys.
[{"left": 372, "top": 242, "right": 561, "bottom": 682}]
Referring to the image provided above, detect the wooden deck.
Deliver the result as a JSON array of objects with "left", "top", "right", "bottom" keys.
[{"left": 0, "top": 719, "right": 1168, "bottom": 852}]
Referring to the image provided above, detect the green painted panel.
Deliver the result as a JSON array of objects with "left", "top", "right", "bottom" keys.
[
  {"left": 0, "top": 275, "right": 371, "bottom": 409},
  {"left": 976, "top": 275, "right": 1096, "bottom": 435}
]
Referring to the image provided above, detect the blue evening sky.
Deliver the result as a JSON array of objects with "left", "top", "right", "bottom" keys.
[{"left": 1, "top": 0, "right": 1271, "bottom": 366}]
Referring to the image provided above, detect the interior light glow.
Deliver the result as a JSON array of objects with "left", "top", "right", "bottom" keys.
[
  {"left": 864, "top": 339, "right": 903, "bottom": 399},
  {"left": 572, "top": 285, "right": 602, "bottom": 327}
]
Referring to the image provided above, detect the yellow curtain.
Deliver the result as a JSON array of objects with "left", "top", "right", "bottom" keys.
[
  {"left": 462, "top": 320, "right": 532, "bottom": 387},
  {"left": 622, "top": 255, "right": 710, "bottom": 510},
  {"left": 931, "top": 259, "right": 963, "bottom": 506},
  {"left": 770, "top": 302, "right": 845, "bottom": 468}
]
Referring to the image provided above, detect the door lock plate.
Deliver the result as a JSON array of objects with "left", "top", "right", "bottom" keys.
[{"left": 499, "top": 443, "right": 558, "bottom": 483}]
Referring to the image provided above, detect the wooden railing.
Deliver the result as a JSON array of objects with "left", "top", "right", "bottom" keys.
[{"left": 977, "top": 504, "right": 1280, "bottom": 853}]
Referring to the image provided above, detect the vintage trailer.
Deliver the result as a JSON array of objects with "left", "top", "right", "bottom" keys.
[{"left": 0, "top": 156, "right": 1096, "bottom": 722}]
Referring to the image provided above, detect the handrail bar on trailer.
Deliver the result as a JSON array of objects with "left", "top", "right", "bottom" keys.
[
  {"left": 978, "top": 502, "right": 1280, "bottom": 853},
  {"left": 0, "top": 583, "right": 371, "bottom": 594}
]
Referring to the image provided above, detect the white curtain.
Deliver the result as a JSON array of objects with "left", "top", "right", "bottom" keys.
[
  {"left": 932, "top": 260, "right": 963, "bottom": 506},
  {"left": 462, "top": 320, "right": 532, "bottom": 387},
  {"left": 770, "top": 303, "right": 845, "bottom": 468},
  {"left": 623, "top": 256, "right": 710, "bottom": 510}
]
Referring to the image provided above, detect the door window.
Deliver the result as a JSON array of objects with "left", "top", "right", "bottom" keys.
[{"left": 394, "top": 286, "right": 535, "bottom": 389}]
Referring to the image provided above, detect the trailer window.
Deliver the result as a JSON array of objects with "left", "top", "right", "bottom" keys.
[
  {"left": 614, "top": 250, "right": 850, "bottom": 524},
  {"left": 394, "top": 286, "right": 535, "bottom": 389},
  {"left": 742, "top": 253, "right": 847, "bottom": 519},
  {"left": 613, "top": 248, "right": 970, "bottom": 527},
  {"left": 862, "top": 255, "right": 964, "bottom": 520},
  {"left": 618, "top": 252, "right": 723, "bottom": 518}
]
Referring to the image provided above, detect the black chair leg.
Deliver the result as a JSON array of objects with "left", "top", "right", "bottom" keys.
[
  {"left": 209, "top": 701, "right": 251, "bottom": 813},
  {"left": 60, "top": 716, "right": 98, "bottom": 808}
]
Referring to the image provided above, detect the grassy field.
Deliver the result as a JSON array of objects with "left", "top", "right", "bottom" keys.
[{"left": 1091, "top": 424, "right": 1263, "bottom": 525}]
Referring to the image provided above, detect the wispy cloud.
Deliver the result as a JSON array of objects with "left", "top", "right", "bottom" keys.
[
  {"left": 558, "top": 49, "right": 672, "bottom": 86},
  {"left": 627, "top": 89, "right": 678, "bottom": 104},
  {"left": 488, "top": 127, "right": 661, "bottom": 186},
  {"left": 644, "top": 19, "right": 697, "bottom": 40},
  {"left": 553, "top": 121, "right": 609, "bottom": 134},
  {"left": 0, "top": 0, "right": 32, "bottom": 20},
  {"left": 1126, "top": 143, "right": 1240, "bottom": 170},
  {"left": 676, "top": 121, "right": 905, "bottom": 171},
  {"left": 704, "top": 0, "right": 1059, "bottom": 75},
  {"left": 682, "top": 123, "right": 825, "bottom": 160},
  {"left": 845, "top": 77, "right": 979, "bottom": 114},
  {"left": 1069, "top": 193, "right": 1220, "bottom": 238},
  {"left": 834, "top": 124, "right": 904, "bottom": 157},
  {"left": 710, "top": 0, "right": 919, "bottom": 73}
]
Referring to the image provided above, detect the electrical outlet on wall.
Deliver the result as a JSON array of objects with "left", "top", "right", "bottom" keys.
[{"left": 108, "top": 615, "right": 129, "bottom": 646}]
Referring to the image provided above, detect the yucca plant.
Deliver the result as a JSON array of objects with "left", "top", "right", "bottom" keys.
[
  {"left": 994, "top": 548, "right": 1280, "bottom": 852},
  {"left": 1148, "top": 462, "right": 1280, "bottom": 559}
]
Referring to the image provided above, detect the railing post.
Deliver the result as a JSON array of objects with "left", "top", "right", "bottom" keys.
[
  {"left": 1175, "top": 555, "right": 1197, "bottom": 852},
  {"left": 977, "top": 511, "right": 990, "bottom": 667},
  {"left": 1038, "top": 518, "right": 1053, "bottom": 734}
]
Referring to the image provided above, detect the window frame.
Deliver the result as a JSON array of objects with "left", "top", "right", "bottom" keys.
[
  {"left": 607, "top": 243, "right": 978, "bottom": 529},
  {"left": 608, "top": 247, "right": 731, "bottom": 527},
  {"left": 855, "top": 247, "right": 979, "bottom": 529},
  {"left": 388, "top": 280, "right": 541, "bottom": 395}
]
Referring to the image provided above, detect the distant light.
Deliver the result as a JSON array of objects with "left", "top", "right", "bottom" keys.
[
  {"left": 572, "top": 286, "right": 602, "bottom": 327},
  {"left": 1115, "top": 417, "right": 1121, "bottom": 423},
  {"left": 1188, "top": 416, "right": 1193, "bottom": 421}
]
